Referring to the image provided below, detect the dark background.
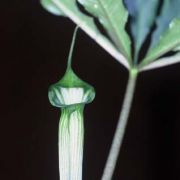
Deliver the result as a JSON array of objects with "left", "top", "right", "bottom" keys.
[{"left": 0, "top": 1, "right": 180, "bottom": 180}]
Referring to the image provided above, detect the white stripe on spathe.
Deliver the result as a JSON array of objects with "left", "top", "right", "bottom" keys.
[
  {"left": 56, "top": 87, "right": 90, "bottom": 105},
  {"left": 59, "top": 107, "right": 84, "bottom": 180}
]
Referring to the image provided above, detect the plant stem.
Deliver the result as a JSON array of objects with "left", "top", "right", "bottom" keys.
[
  {"left": 67, "top": 26, "right": 79, "bottom": 69},
  {"left": 101, "top": 68, "right": 138, "bottom": 180}
]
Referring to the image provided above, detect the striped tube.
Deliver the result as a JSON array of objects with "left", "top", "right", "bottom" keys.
[{"left": 59, "top": 105, "right": 84, "bottom": 180}]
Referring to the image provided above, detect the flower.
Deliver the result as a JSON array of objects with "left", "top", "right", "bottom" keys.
[{"left": 48, "top": 68, "right": 95, "bottom": 180}]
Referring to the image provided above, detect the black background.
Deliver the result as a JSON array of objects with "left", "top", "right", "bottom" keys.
[{"left": 0, "top": 1, "right": 180, "bottom": 180}]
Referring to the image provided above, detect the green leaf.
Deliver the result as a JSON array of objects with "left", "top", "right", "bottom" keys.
[
  {"left": 141, "top": 19, "right": 180, "bottom": 66},
  {"left": 174, "top": 46, "right": 180, "bottom": 51},
  {"left": 140, "top": 52, "right": 180, "bottom": 71},
  {"left": 124, "top": 0, "right": 159, "bottom": 62},
  {"left": 77, "top": 0, "right": 132, "bottom": 61},
  {"left": 151, "top": 0, "right": 180, "bottom": 48},
  {"left": 40, "top": 0, "right": 130, "bottom": 69},
  {"left": 40, "top": 0, "right": 66, "bottom": 16}
]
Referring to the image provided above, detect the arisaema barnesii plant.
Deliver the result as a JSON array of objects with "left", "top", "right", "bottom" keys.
[{"left": 40, "top": 0, "right": 180, "bottom": 179}]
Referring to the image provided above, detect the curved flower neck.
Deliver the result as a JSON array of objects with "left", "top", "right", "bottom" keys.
[{"left": 48, "top": 27, "right": 95, "bottom": 108}]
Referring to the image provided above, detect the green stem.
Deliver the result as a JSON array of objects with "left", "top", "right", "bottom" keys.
[
  {"left": 101, "top": 68, "right": 138, "bottom": 180},
  {"left": 67, "top": 26, "right": 79, "bottom": 69}
]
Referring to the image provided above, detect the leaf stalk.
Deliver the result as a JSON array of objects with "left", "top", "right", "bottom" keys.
[{"left": 101, "top": 68, "right": 138, "bottom": 180}]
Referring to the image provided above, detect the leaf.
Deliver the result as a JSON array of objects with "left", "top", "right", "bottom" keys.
[
  {"left": 174, "top": 46, "right": 180, "bottom": 51},
  {"left": 124, "top": 0, "right": 159, "bottom": 61},
  {"left": 40, "top": 0, "right": 130, "bottom": 69},
  {"left": 141, "top": 19, "right": 180, "bottom": 66},
  {"left": 40, "top": 0, "right": 66, "bottom": 16},
  {"left": 140, "top": 52, "right": 180, "bottom": 71},
  {"left": 77, "top": 0, "right": 132, "bottom": 61},
  {"left": 151, "top": 0, "right": 180, "bottom": 48}
]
